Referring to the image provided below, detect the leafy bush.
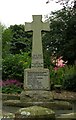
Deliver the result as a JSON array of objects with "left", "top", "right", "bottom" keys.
[
  {"left": 62, "top": 65, "right": 76, "bottom": 91},
  {"left": 50, "top": 66, "right": 64, "bottom": 85},
  {"left": 2, "top": 52, "right": 31, "bottom": 82},
  {"left": 1, "top": 79, "right": 23, "bottom": 94},
  {"left": 50, "top": 65, "right": 76, "bottom": 91}
]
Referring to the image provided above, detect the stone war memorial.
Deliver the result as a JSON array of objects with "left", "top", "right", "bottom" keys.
[
  {"left": 20, "top": 15, "right": 52, "bottom": 104},
  {"left": 16, "top": 14, "right": 56, "bottom": 120},
  {"left": 3, "top": 15, "right": 76, "bottom": 120},
  {"left": 24, "top": 15, "right": 50, "bottom": 90}
]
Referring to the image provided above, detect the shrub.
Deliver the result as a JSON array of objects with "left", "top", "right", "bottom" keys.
[
  {"left": 2, "top": 52, "right": 31, "bottom": 82},
  {"left": 50, "top": 66, "right": 64, "bottom": 85},
  {"left": 50, "top": 65, "right": 76, "bottom": 91},
  {"left": 50, "top": 56, "right": 68, "bottom": 86},
  {"left": 2, "top": 79, "right": 23, "bottom": 94},
  {"left": 62, "top": 65, "right": 76, "bottom": 91}
]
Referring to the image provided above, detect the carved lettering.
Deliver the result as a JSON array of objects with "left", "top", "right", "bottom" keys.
[
  {"left": 32, "top": 54, "right": 43, "bottom": 59},
  {"left": 26, "top": 71, "right": 49, "bottom": 89}
]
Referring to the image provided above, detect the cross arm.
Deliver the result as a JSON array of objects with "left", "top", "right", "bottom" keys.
[
  {"left": 25, "top": 22, "right": 32, "bottom": 32},
  {"left": 42, "top": 22, "right": 50, "bottom": 32}
]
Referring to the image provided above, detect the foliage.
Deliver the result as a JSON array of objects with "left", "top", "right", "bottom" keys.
[
  {"left": 0, "top": 79, "right": 23, "bottom": 94},
  {"left": 63, "top": 65, "right": 76, "bottom": 91},
  {"left": 9, "top": 24, "right": 32, "bottom": 54},
  {"left": 50, "top": 56, "right": 67, "bottom": 85},
  {"left": 50, "top": 64, "right": 76, "bottom": 91},
  {"left": 2, "top": 52, "right": 31, "bottom": 82},
  {"left": 2, "top": 24, "right": 32, "bottom": 56},
  {"left": 0, "top": 23, "right": 6, "bottom": 69},
  {"left": 2, "top": 24, "right": 32, "bottom": 82},
  {"left": 2, "top": 28, "right": 13, "bottom": 57},
  {"left": 0, "top": 22, "right": 6, "bottom": 33},
  {"left": 50, "top": 65, "right": 64, "bottom": 85},
  {"left": 46, "top": 0, "right": 75, "bottom": 7},
  {"left": 43, "top": 7, "right": 76, "bottom": 65}
]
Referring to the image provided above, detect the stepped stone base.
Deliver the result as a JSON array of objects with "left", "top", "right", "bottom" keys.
[
  {"left": 20, "top": 90, "right": 53, "bottom": 102},
  {"left": 56, "top": 112, "right": 76, "bottom": 120},
  {"left": 3, "top": 100, "right": 72, "bottom": 110}
]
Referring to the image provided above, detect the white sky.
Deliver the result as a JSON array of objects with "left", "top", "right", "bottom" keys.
[{"left": 0, "top": 0, "right": 62, "bottom": 27}]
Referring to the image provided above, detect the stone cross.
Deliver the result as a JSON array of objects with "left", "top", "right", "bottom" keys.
[
  {"left": 25, "top": 15, "right": 50, "bottom": 68},
  {"left": 24, "top": 15, "right": 50, "bottom": 90}
]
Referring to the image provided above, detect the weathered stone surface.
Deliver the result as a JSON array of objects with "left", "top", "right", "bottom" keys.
[
  {"left": 53, "top": 101, "right": 72, "bottom": 110},
  {"left": 2, "top": 112, "right": 15, "bottom": 119},
  {"left": 3, "top": 100, "right": 72, "bottom": 110},
  {"left": 20, "top": 90, "right": 53, "bottom": 102},
  {"left": 15, "top": 106, "right": 55, "bottom": 120},
  {"left": 2, "top": 94, "right": 20, "bottom": 101},
  {"left": 24, "top": 68, "right": 50, "bottom": 90},
  {"left": 24, "top": 15, "right": 50, "bottom": 91},
  {"left": 25, "top": 15, "right": 50, "bottom": 68},
  {"left": 56, "top": 112, "right": 76, "bottom": 119}
]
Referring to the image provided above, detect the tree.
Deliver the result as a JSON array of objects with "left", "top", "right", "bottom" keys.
[
  {"left": 43, "top": 7, "right": 76, "bottom": 65},
  {"left": 0, "top": 23, "right": 5, "bottom": 70},
  {"left": 2, "top": 24, "right": 32, "bottom": 56},
  {"left": 9, "top": 25, "right": 32, "bottom": 54},
  {"left": 46, "top": 0, "right": 75, "bottom": 7},
  {"left": 2, "top": 28, "right": 13, "bottom": 57},
  {"left": 2, "top": 24, "right": 32, "bottom": 81}
]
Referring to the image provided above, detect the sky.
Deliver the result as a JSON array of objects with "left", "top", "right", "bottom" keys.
[{"left": 0, "top": 0, "right": 62, "bottom": 27}]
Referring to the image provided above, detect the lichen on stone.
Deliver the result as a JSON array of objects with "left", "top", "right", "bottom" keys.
[
  {"left": 3, "top": 112, "right": 15, "bottom": 118},
  {"left": 21, "top": 111, "right": 30, "bottom": 116},
  {"left": 15, "top": 105, "right": 55, "bottom": 119}
]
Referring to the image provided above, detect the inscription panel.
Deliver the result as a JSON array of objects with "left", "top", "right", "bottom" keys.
[
  {"left": 32, "top": 54, "right": 43, "bottom": 68},
  {"left": 31, "top": 62, "right": 43, "bottom": 68},
  {"left": 24, "top": 69, "right": 50, "bottom": 90},
  {"left": 32, "top": 54, "right": 43, "bottom": 59}
]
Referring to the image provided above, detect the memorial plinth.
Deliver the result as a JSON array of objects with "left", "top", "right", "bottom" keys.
[{"left": 24, "top": 68, "right": 50, "bottom": 90}]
